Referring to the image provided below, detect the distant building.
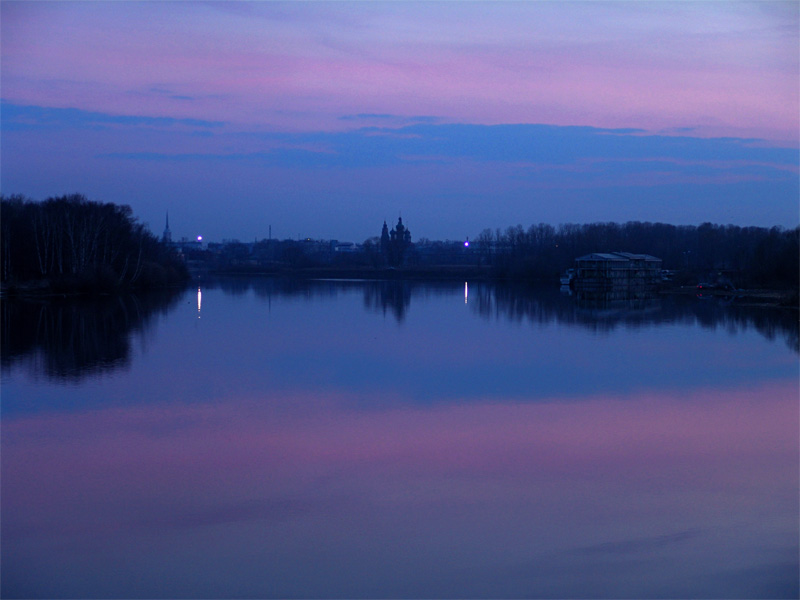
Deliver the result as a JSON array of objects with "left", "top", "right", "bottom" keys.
[
  {"left": 380, "top": 221, "right": 390, "bottom": 256},
  {"left": 390, "top": 217, "right": 411, "bottom": 247},
  {"left": 334, "top": 242, "right": 357, "bottom": 253},
  {"left": 162, "top": 212, "right": 172, "bottom": 244},
  {"left": 381, "top": 217, "right": 412, "bottom": 266},
  {"left": 573, "top": 252, "right": 662, "bottom": 290}
]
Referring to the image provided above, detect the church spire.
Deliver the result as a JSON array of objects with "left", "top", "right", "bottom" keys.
[{"left": 162, "top": 211, "right": 172, "bottom": 243}]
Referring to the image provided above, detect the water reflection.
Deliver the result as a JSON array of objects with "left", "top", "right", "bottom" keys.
[
  {"left": 363, "top": 280, "right": 412, "bottom": 321},
  {"left": 3, "top": 383, "right": 797, "bottom": 598},
  {"left": 475, "top": 283, "right": 799, "bottom": 353},
  {"left": 1, "top": 289, "right": 184, "bottom": 381},
  {"left": 200, "top": 276, "right": 798, "bottom": 352},
  {"left": 2, "top": 278, "right": 797, "bottom": 599},
  {"left": 2, "top": 280, "right": 796, "bottom": 389}
]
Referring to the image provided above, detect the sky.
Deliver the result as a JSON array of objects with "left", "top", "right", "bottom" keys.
[{"left": 1, "top": 1, "right": 798, "bottom": 243}]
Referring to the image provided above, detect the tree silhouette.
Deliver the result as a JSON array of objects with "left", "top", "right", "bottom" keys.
[{"left": 1, "top": 194, "right": 188, "bottom": 291}]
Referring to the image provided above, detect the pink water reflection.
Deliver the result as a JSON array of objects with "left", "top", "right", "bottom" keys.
[{"left": 3, "top": 381, "right": 798, "bottom": 598}]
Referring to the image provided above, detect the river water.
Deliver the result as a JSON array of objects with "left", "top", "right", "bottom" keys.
[{"left": 2, "top": 279, "right": 798, "bottom": 598}]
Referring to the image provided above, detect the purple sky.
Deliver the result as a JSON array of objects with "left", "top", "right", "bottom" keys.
[{"left": 2, "top": 1, "right": 798, "bottom": 242}]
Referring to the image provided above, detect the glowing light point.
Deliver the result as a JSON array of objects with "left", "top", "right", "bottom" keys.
[
  {"left": 197, "top": 235, "right": 203, "bottom": 242},
  {"left": 464, "top": 237, "right": 470, "bottom": 247}
]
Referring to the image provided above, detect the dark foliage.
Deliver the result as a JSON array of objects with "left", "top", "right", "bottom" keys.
[
  {"left": 475, "top": 221, "right": 799, "bottom": 288},
  {"left": 1, "top": 289, "right": 185, "bottom": 383},
  {"left": 1, "top": 194, "right": 189, "bottom": 292}
]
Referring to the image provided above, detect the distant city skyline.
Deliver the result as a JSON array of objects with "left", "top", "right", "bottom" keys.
[{"left": 2, "top": 1, "right": 798, "bottom": 243}]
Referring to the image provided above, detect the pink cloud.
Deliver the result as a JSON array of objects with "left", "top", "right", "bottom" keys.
[{"left": 2, "top": 2, "right": 797, "bottom": 140}]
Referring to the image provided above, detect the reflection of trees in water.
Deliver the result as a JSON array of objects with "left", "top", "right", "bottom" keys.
[
  {"left": 8, "top": 278, "right": 792, "bottom": 385},
  {"left": 1, "top": 290, "right": 184, "bottom": 381},
  {"left": 207, "top": 276, "right": 799, "bottom": 351},
  {"left": 198, "top": 275, "right": 799, "bottom": 350},
  {"left": 205, "top": 275, "right": 350, "bottom": 299},
  {"left": 363, "top": 281, "right": 412, "bottom": 322},
  {"left": 202, "top": 275, "right": 457, "bottom": 323},
  {"left": 472, "top": 284, "right": 799, "bottom": 354},
  {"left": 473, "top": 285, "right": 671, "bottom": 332}
]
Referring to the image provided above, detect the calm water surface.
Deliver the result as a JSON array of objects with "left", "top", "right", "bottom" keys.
[{"left": 2, "top": 279, "right": 798, "bottom": 599}]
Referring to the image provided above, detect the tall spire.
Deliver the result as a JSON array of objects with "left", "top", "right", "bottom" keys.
[{"left": 162, "top": 211, "right": 172, "bottom": 243}]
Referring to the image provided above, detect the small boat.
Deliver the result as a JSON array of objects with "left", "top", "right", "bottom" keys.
[{"left": 560, "top": 269, "right": 574, "bottom": 286}]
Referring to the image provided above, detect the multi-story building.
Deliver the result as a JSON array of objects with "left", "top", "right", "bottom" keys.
[{"left": 573, "top": 252, "right": 662, "bottom": 290}]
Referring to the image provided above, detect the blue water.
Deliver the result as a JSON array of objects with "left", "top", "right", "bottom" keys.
[{"left": 2, "top": 279, "right": 798, "bottom": 598}]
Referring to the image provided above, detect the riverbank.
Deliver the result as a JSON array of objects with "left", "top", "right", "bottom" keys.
[
  {"left": 658, "top": 285, "right": 799, "bottom": 308},
  {"left": 201, "top": 265, "right": 800, "bottom": 307},
  {"left": 7, "top": 267, "right": 797, "bottom": 310}
]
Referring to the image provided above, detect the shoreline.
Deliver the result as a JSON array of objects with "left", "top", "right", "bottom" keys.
[
  {"left": 4, "top": 269, "right": 798, "bottom": 309},
  {"left": 658, "top": 285, "right": 798, "bottom": 308}
]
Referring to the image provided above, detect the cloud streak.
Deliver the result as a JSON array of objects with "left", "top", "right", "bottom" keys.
[
  {"left": 1, "top": 2, "right": 797, "bottom": 240},
  {"left": 2, "top": 2, "right": 797, "bottom": 137},
  {"left": 90, "top": 120, "right": 796, "bottom": 179},
  {"left": 1, "top": 102, "right": 225, "bottom": 132}
]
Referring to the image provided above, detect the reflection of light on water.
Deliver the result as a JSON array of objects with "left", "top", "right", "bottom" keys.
[
  {"left": 197, "top": 287, "right": 202, "bottom": 319},
  {"left": 464, "top": 281, "right": 468, "bottom": 305}
]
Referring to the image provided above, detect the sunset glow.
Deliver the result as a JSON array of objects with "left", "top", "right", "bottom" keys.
[{"left": 1, "top": 1, "right": 797, "bottom": 241}]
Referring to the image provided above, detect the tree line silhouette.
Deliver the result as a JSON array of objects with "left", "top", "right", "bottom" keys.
[
  {"left": 473, "top": 221, "right": 798, "bottom": 288},
  {"left": 1, "top": 194, "right": 188, "bottom": 292},
  {"left": 2, "top": 194, "right": 796, "bottom": 291}
]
